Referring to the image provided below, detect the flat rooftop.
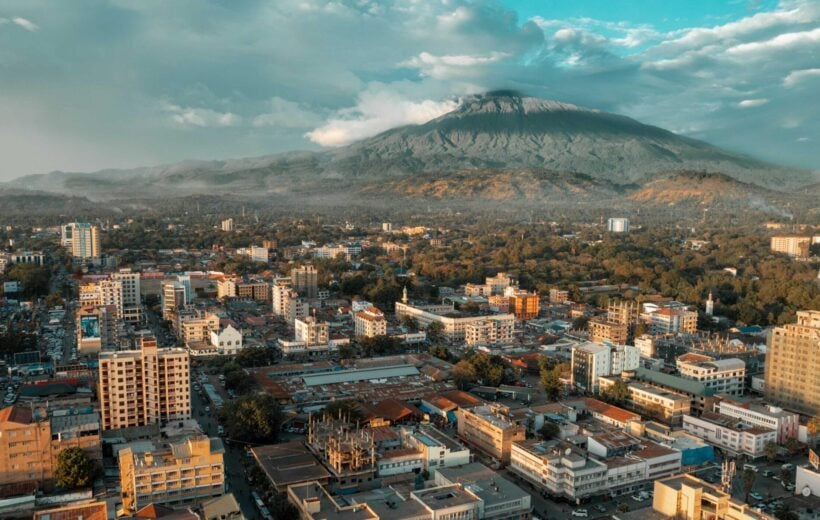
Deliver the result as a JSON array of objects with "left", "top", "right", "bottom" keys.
[
  {"left": 302, "top": 364, "right": 419, "bottom": 386},
  {"left": 412, "top": 484, "right": 479, "bottom": 510},
  {"left": 252, "top": 441, "right": 330, "bottom": 488}
]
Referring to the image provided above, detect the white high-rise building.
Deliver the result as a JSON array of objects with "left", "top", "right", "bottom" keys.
[
  {"left": 705, "top": 290, "right": 714, "bottom": 316},
  {"left": 64, "top": 222, "right": 101, "bottom": 259},
  {"left": 607, "top": 218, "right": 630, "bottom": 233},
  {"left": 571, "top": 342, "right": 640, "bottom": 392},
  {"left": 220, "top": 218, "right": 234, "bottom": 232}
]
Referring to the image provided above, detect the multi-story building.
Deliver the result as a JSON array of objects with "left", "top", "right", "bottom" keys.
[
  {"left": 79, "top": 279, "right": 124, "bottom": 319},
  {"left": 683, "top": 412, "right": 776, "bottom": 459},
  {"left": 76, "top": 304, "right": 118, "bottom": 355},
  {"left": 634, "top": 334, "right": 656, "bottom": 357},
  {"left": 588, "top": 317, "right": 628, "bottom": 345},
  {"left": 647, "top": 307, "right": 698, "bottom": 334},
  {"left": 354, "top": 307, "right": 387, "bottom": 338},
  {"left": 10, "top": 250, "right": 46, "bottom": 266},
  {"left": 676, "top": 353, "right": 746, "bottom": 396},
  {"left": 98, "top": 336, "right": 191, "bottom": 430},
  {"left": 770, "top": 236, "right": 813, "bottom": 258},
  {"left": 571, "top": 342, "right": 639, "bottom": 393},
  {"left": 607, "top": 218, "right": 629, "bottom": 233},
  {"left": 464, "top": 319, "right": 512, "bottom": 346},
  {"left": 291, "top": 264, "right": 318, "bottom": 298},
  {"left": 271, "top": 278, "right": 291, "bottom": 317},
  {"left": 237, "top": 281, "right": 270, "bottom": 301},
  {"left": 549, "top": 288, "right": 569, "bottom": 304},
  {"left": 210, "top": 324, "right": 243, "bottom": 356},
  {"left": 765, "top": 310, "right": 820, "bottom": 415},
  {"left": 294, "top": 316, "right": 329, "bottom": 346},
  {"left": 216, "top": 278, "right": 237, "bottom": 299},
  {"left": 119, "top": 435, "right": 225, "bottom": 513},
  {"left": 110, "top": 269, "right": 142, "bottom": 323},
  {"left": 716, "top": 399, "right": 799, "bottom": 444},
  {"left": 0, "top": 406, "right": 101, "bottom": 486},
  {"left": 178, "top": 310, "right": 220, "bottom": 344},
  {"left": 507, "top": 289, "right": 540, "bottom": 320},
  {"left": 162, "top": 280, "right": 187, "bottom": 321},
  {"left": 395, "top": 301, "right": 515, "bottom": 344},
  {"left": 65, "top": 222, "right": 101, "bottom": 259},
  {"left": 403, "top": 426, "right": 471, "bottom": 475},
  {"left": 599, "top": 376, "right": 690, "bottom": 425},
  {"left": 220, "top": 218, "right": 234, "bottom": 232},
  {"left": 456, "top": 404, "right": 526, "bottom": 463},
  {"left": 285, "top": 290, "right": 309, "bottom": 325},
  {"left": 653, "top": 473, "right": 775, "bottom": 520},
  {"left": 607, "top": 299, "right": 639, "bottom": 326}
]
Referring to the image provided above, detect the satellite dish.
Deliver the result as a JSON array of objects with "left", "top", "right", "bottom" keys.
[{"left": 802, "top": 486, "right": 811, "bottom": 497}]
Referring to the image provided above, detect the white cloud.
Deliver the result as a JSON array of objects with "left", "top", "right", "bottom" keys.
[
  {"left": 796, "top": 137, "right": 810, "bottom": 142},
  {"left": 783, "top": 67, "right": 820, "bottom": 87},
  {"left": 737, "top": 98, "right": 769, "bottom": 108},
  {"left": 401, "top": 51, "right": 510, "bottom": 78},
  {"left": 306, "top": 88, "right": 458, "bottom": 146},
  {"left": 252, "top": 97, "right": 322, "bottom": 128},
  {"left": 162, "top": 102, "right": 241, "bottom": 128},
  {"left": 725, "top": 27, "right": 820, "bottom": 58},
  {"left": 12, "top": 17, "right": 38, "bottom": 31}
]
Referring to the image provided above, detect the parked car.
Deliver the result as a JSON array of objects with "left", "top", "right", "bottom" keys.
[
  {"left": 631, "top": 495, "right": 645, "bottom": 502},
  {"left": 750, "top": 492, "right": 763, "bottom": 501},
  {"left": 571, "top": 510, "right": 588, "bottom": 518}
]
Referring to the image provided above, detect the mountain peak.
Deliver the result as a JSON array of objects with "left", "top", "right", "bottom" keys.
[{"left": 454, "top": 91, "right": 592, "bottom": 117}]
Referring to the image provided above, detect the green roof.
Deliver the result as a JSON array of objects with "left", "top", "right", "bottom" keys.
[{"left": 634, "top": 367, "right": 714, "bottom": 397}]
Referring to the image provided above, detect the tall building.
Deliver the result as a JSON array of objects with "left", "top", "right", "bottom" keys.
[
  {"left": 652, "top": 474, "right": 774, "bottom": 520},
  {"left": 676, "top": 353, "right": 745, "bottom": 396},
  {"left": 294, "top": 316, "right": 329, "bottom": 346},
  {"left": 770, "top": 236, "right": 813, "bottom": 258},
  {"left": 220, "top": 218, "right": 234, "bottom": 232},
  {"left": 119, "top": 435, "right": 225, "bottom": 513},
  {"left": 79, "top": 279, "right": 124, "bottom": 319},
  {"left": 465, "top": 319, "right": 514, "bottom": 346},
  {"left": 607, "top": 218, "right": 630, "bottom": 233},
  {"left": 705, "top": 290, "right": 714, "bottom": 316},
  {"left": 456, "top": 404, "right": 526, "bottom": 463},
  {"left": 162, "top": 280, "right": 187, "bottom": 321},
  {"left": 66, "top": 222, "right": 101, "bottom": 259},
  {"left": 588, "top": 317, "right": 628, "bottom": 345},
  {"left": 285, "top": 290, "right": 309, "bottom": 325},
  {"left": 765, "top": 310, "right": 820, "bottom": 415},
  {"left": 571, "top": 342, "right": 640, "bottom": 392},
  {"left": 647, "top": 307, "right": 698, "bottom": 334},
  {"left": 98, "top": 336, "right": 191, "bottom": 430},
  {"left": 271, "top": 278, "right": 291, "bottom": 317},
  {"left": 110, "top": 269, "right": 142, "bottom": 323},
  {"left": 291, "top": 264, "right": 318, "bottom": 298},
  {"left": 507, "top": 290, "right": 540, "bottom": 320},
  {"left": 354, "top": 307, "right": 387, "bottom": 338},
  {"left": 76, "top": 304, "right": 118, "bottom": 355}
]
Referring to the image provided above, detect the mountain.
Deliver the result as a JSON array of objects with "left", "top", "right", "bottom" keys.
[{"left": 5, "top": 91, "right": 817, "bottom": 202}]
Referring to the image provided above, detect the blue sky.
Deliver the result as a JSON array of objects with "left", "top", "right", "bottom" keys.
[{"left": 0, "top": 0, "right": 817, "bottom": 180}]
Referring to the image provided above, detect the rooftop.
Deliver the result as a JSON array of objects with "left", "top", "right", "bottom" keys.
[
  {"left": 412, "top": 484, "right": 480, "bottom": 510},
  {"left": 302, "top": 364, "right": 420, "bottom": 386},
  {"left": 252, "top": 441, "right": 330, "bottom": 488}
]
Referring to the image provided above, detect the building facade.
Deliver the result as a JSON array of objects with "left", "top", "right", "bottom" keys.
[
  {"left": 764, "top": 310, "right": 820, "bottom": 416},
  {"left": 676, "top": 354, "right": 746, "bottom": 396},
  {"left": 456, "top": 404, "right": 526, "bottom": 463},
  {"left": 354, "top": 307, "right": 387, "bottom": 338}
]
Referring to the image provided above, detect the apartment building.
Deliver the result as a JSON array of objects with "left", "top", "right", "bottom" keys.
[
  {"left": 507, "top": 289, "right": 539, "bottom": 320},
  {"left": 110, "top": 269, "right": 142, "bottom": 323},
  {"left": 220, "top": 218, "right": 234, "bottom": 232},
  {"left": 162, "top": 280, "right": 188, "bottom": 321},
  {"left": 98, "top": 337, "right": 191, "bottom": 430},
  {"left": 291, "top": 264, "right": 318, "bottom": 298},
  {"left": 465, "top": 318, "right": 514, "bottom": 346},
  {"left": 395, "top": 301, "right": 515, "bottom": 344},
  {"left": 607, "top": 218, "right": 629, "bottom": 233},
  {"left": 607, "top": 300, "right": 640, "bottom": 326},
  {"left": 119, "top": 435, "right": 225, "bottom": 513},
  {"left": 295, "top": 316, "right": 329, "bottom": 346},
  {"left": 285, "top": 291, "right": 309, "bottom": 325},
  {"left": 0, "top": 406, "right": 101, "bottom": 486},
  {"left": 683, "top": 412, "right": 776, "bottom": 459},
  {"left": 676, "top": 353, "right": 746, "bottom": 396},
  {"left": 65, "top": 222, "right": 101, "bottom": 259},
  {"left": 354, "top": 307, "right": 387, "bottom": 338},
  {"left": 549, "top": 288, "right": 569, "bottom": 304},
  {"left": 271, "top": 278, "right": 291, "bottom": 317},
  {"left": 79, "top": 279, "right": 124, "bottom": 320},
  {"left": 653, "top": 474, "right": 773, "bottom": 520},
  {"left": 456, "top": 404, "right": 526, "bottom": 463},
  {"left": 770, "top": 236, "right": 813, "bottom": 258},
  {"left": 403, "top": 426, "right": 470, "bottom": 474},
  {"left": 588, "top": 317, "right": 628, "bottom": 345},
  {"left": 178, "top": 310, "right": 220, "bottom": 344},
  {"left": 571, "top": 342, "right": 639, "bottom": 393},
  {"left": 599, "top": 376, "right": 690, "bottom": 425},
  {"left": 647, "top": 307, "right": 698, "bottom": 334},
  {"left": 765, "top": 310, "right": 820, "bottom": 416},
  {"left": 716, "top": 400, "right": 799, "bottom": 443},
  {"left": 236, "top": 281, "right": 270, "bottom": 301},
  {"left": 76, "top": 304, "right": 118, "bottom": 355}
]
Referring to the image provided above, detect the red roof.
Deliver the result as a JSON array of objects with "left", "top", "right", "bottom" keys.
[
  {"left": 0, "top": 406, "right": 33, "bottom": 424},
  {"left": 372, "top": 399, "right": 421, "bottom": 422},
  {"left": 584, "top": 398, "right": 640, "bottom": 425}
]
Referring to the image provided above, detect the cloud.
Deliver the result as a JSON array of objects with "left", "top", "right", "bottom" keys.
[
  {"left": 12, "top": 17, "right": 38, "bottom": 31},
  {"left": 783, "top": 67, "right": 820, "bottom": 87},
  {"left": 400, "top": 51, "right": 510, "bottom": 78},
  {"left": 306, "top": 88, "right": 459, "bottom": 146},
  {"left": 725, "top": 27, "right": 820, "bottom": 58},
  {"left": 162, "top": 103, "right": 241, "bottom": 128},
  {"left": 737, "top": 98, "right": 769, "bottom": 108},
  {"left": 252, "top": 97, "right": 322, "bottom": 128}
]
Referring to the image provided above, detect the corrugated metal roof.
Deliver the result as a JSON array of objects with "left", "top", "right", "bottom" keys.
[{"left": 301, "top": 364, "right": 419, "bottom": 386}]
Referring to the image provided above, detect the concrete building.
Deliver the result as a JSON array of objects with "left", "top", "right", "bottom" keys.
[
  {"left": 765, "top": 310, "right": 820, "bottom": 416},
  {"left": 507, "top": 290, "right": 539, "bottom": 320},
  {"left": 65, "top": 222, "right": 101, "bottom": 259},
  {"left": 10, "top": 250, "right": 45, "bottom": 266},
  {"left": 588, "top": 317, "right": 628, "bottom": 345},
  {"left": 630, "top": 367, "right": 717, "bottom": 416},
  {"left": 178, "top": 310, "right": 220, "bottom": 344},
  {"left": 295, "top": 316, "right": 329, "bottom": 346},
  {"left": 652, "top": 473, "right": 771, "bottom": 520},
  {"left": 607, "top": 300, "right": 640, "bottom": 326},
  {"left": 682, "top": 412, "right": 776, "bottom": 459},
  {"left": 571, "top": 342, "right": 639, "bottom": 393},
  {"left": 465, "top": 318, "right": 514, "bottom": 347},
  {"left": 291, "top": 264, "right": 318, "bottom": 298},
  {"left": 210, "top": 324, "right": 243, "bottom": 356},
  {"left": 646, "top": 307, "right": 698, "bottom": 334},
  {"left": 76, "top": 304, "right": 118, "bottom": 355},
  {"left": 162, "top": 280, "right": 188, "bottom": 321},
  {"left": 271, "top": 278, "right": 291, "bottom": 317},
  {"left": 549, "top": 288, "right": 569, "bottom": 304},
  {"left": 607, "top": 218, "right": 630, "bottom": 233},
  {"left": 634, "top": 334, "right": 656, "bottom": 358},
  {"left": 111, "top": 269, "right": 142, "bottom": 323},
  {"left": 455, "top": 404, "right": 526, "bottom": 463},
  {"left": 79, "top": 279, "right": 124, "bottom": 320},
  {"left": 395, "top": 301, "right": 515, "bottom": 344},
  {"left": 403, "top": 426, "right": 471, "bottom": 475},
  {"left": 119, "top": 435, "right": 225, "bottom": 513},
  {"left": 599, "top": 376, "right": 690, "bottom": 425},
  {"left": 676, "top": 353, "right": 746, "bottom": 396},
  {"left": 435, "top": 462, "right": 532, "bottom": 519},
  {"left": 98, "top": 336, "right": 191, "bottom": 430},
  {"left": 770, "top": 236, "right": 813, "bottom": 258},
  {"left": 716, "top": 399, "right": 799, "bottom": 443},
  {"left": 354, "top": 307, "right": 387, "bottom": 338},
  {"left": 220, "top": 218, "right": 234, "bottom": 232}
]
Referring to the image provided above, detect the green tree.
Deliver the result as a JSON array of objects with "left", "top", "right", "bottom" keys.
[
  {"left": 540, "top": 365, "right": 564, "bottom": 401},
  {"left": 54, "top": 448, "right": 98, "bottom": 489},
  {"left": 235, "top": 346, "right": 277, "bottom": 367},
  {"left": 740, "top": 468, "right": 756, "bottom": 503},
  {"left": 784, "top": 438, "right": 802, "bottom": 455},
  {"left": 600, "top": 379, "right": 630, "bottom": 405},
  {"left": 46, "top": 293, "right": 65, "bottom": 308},
  {"left": 764, "top": 441, "right": 779, "bottom": 462},
  {"left": 7, "top": 263, "right": 51, "bottom": 297},
  {"left": 224, "top": 367, "right": 257, "bottom": 395},
  {"left": 219, "top": 394, "right": 282, "bottom": 444},
  {"left": 453, "top": 360, "right": 478, "bottom": 389},
  {"left": 428, "top": 345, "right": 453, "bottom": 362},
  {"left": 426, "top": 322, "right": 444, "bottom": 342}
]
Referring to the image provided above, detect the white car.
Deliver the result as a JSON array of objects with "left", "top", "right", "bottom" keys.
[
  {"left": 571, "top": 510, "right": 588, "bottom": 517},
  {"left": 749, "top": 492, "right": 763, "bottom": 501}
]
